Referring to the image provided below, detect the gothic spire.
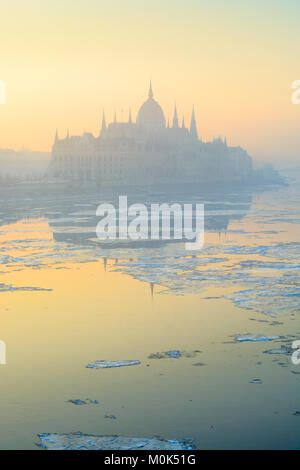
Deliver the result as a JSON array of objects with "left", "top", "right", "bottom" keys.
[
  {"left": 190, "top": 105, "right": 198, "bottom": 139},
  {"left": 55, "top": 129, "right": 59, "bottom": 143},
  {"left": 114, "top": 110, "right": 117, "bottom": 123},
  {"left": 99, "top": 110, "right": 106, "bottom": 137},
  {"left": 128, "top": 108, "right": 132, "bottom": 124},
  {"left": 148, "top": 80, "right": 153, "bottom": 99},
  {"left": 181, "top": 116, "right": 185, "bottom": 129},
  {"left": 101, "top": 111, "right": 107, "bottom": 135},
  {"left": 172, "top": 103, "right": 178, "bottom": 128}
]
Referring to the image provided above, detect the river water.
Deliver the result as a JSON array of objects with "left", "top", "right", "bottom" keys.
[{"left": 0, "top": 170, "right": 299, "bottom": 449}]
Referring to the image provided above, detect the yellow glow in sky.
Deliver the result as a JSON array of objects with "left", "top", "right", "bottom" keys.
[{"left": 0, "top": 0, "right": 300, "bottom": 163}]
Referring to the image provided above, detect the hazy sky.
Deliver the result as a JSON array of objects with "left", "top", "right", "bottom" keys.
[{"left": 0, "top": 0, "right": 300, "bottom": 162}]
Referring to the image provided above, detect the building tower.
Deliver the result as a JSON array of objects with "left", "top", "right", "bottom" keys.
[
  {"left": 148, "top": 80, "right": 153, "bottom": 99},
  {"left": 100, "top": 111, "right": 106, "bottom": 136},
  {"left": 172, "top": 103, "right": 179, "bottom": 129},
  {"left": 190, "top": 106, "right": 198, "bottom": 139}
]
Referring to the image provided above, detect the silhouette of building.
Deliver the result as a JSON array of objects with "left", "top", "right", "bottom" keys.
[{"left": 49, "top": 82, "right": 253, "bottom": 184}]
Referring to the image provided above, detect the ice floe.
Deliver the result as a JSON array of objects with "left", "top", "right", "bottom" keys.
[
  {"left": 227, "top": 287, "right": 300, "bottom": 316},
  {"left": 249, "top": 379, "right": 263, "bottom": 384},
  {"left": 263, "top": 347, "right": 291, "bottom": 355},
  {"left": 164, "top": 350, "right": 181, "bottom": 358},
  {"left": 86, "top": 360, "right": 140, "bottom": 369},
  {"left": 0, "top": 283, "right": 52, "bottom": 292},
  {"left": 37, "top": 432, "right": 196, "bottom": 450},
  {"left": 235, "top": 334, "right": 280, "bottom": 342},
  {"left": 148, "top": 350, "right": 201, "bottom": 359},
  {"left": 2, "top": 190, "right": 300, "bottom": 319},
  {"left": 67, "top": 399, "right": 99, "bottom": 405}
]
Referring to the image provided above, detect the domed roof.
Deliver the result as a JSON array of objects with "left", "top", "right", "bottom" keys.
[{"left": 136, "top": 83, "right": 165, "bottom": 129}]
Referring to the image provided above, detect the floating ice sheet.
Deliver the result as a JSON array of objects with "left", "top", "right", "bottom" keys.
[
  {"left": 2, "top": 191, "right": 300, "bottom": 319},
  {"left": 235, "top": 334, "right": 280, "bottom": 342},
  {"left": 67, "top": 399, "right": 99, "bottom": 405},
  {"left": 249, "top": 379, "right": 263, "bottom": 384},
  {"left": 227, "top": 287, "right": 300, "bottom": 316},
  {"left": 148, "top": 350, "right": 201, "bottom": 359},
  {"left": 261, "top": 242, "right": 300, "bottom": 260},
  {"left": 0, "top": 283, "right": 52, "bottom": 292},
  {"left": 37, "top": 432, "right": 196, "bottom": 450},
  {"left": 164, "top": 350, "right": 181, "bottom": 358},
  {"left": 263, "top": 348, "right": 290, "bottom": 355},
  {"left": 86, "top": 360, "right": 140, "bottom": 369}
]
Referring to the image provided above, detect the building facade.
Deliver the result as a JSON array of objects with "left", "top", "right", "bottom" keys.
[{"left": 49, "top": 83, "right": 253, "bottom": 185}]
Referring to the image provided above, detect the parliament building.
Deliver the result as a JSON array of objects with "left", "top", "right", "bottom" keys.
[{"left": 49, "top": 83, "right": 253, "bottom": 185}]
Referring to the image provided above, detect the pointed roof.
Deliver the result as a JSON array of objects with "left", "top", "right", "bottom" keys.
[
  {"left": 172, "top": 103, "right": 178, "bottom": 128},
  {"left": 181, "top": 116, "right": 185, "bottom": 129},
  {"left": 99, "top": 111, "right": 106, "bottom": 136},
  {"left": 148, "top": 80, "right": 153, "bottom": 99},
  {"left": 102, "top": 111, "right": 106, "bottom": 129},
  {"left": 190, "top": 105, "right": 198, "bottom": 139}
]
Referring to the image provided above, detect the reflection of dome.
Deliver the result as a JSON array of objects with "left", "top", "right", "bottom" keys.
[{"left": 137, "top": 82, "right": 165, "bottom": 130}]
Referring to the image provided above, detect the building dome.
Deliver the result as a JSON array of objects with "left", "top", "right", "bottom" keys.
[{"left": 136, "top": 82, "right": 166, "bottom": 130}]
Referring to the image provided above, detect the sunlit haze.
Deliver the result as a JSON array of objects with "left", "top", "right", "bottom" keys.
[{"left": 1, "top": 0, "right": 300, "bottom": 163}]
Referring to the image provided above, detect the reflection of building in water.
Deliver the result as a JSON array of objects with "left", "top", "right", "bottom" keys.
[
  {"left": 49, "top": 83, "right": 253, "bottom": 185},
  {"left": 48, "top": 188, "right": 253, "bottom": 247}
]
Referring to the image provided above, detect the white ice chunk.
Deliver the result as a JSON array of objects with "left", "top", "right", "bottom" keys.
[
  {"left": 86, "top": 360, "right": 140, "bottom": 369},
  {"left": 235, "top": 334, "right": 279, "bottom": 342},
  {"left": 37, "top": 432, "right": 196, "bottom": 450}
]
